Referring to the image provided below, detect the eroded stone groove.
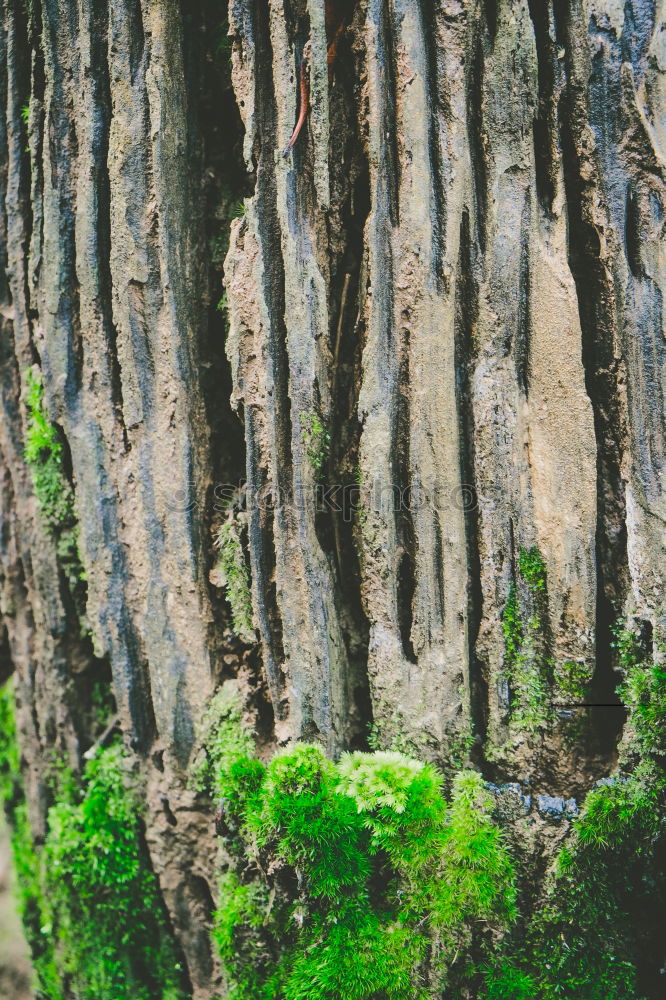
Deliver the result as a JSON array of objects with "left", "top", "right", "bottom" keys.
[
  {"left": 454, "top": 207, "right": 487, "bottom": 744},
  {"left": 226, "top": 0, "right": 663, "bottom": 780}
]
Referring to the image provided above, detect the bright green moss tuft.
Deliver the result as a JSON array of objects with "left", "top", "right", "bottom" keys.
[
  {"left": 205, "top": 716, "right": 517, "bottom": 999},
  {"left": 517, "top": 546, "right": 547, "bottom": 593},
  {"left": 44, "top": 742, "right": 186, "bottom": 999},
  {"left": 24, "top": 369, "right": 87, "bottom": 615},
  {"left": 214, "top": 519, "right": 255, "bottom": 644},
  {"left": 1, "top": 683, "right": 185, "bottom": 1000}
]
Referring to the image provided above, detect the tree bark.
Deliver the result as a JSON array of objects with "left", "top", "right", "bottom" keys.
[{"left": 0, "top": 0, "right": 664, "bottom": 995}]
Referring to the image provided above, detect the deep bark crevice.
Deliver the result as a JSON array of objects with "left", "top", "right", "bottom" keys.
[
  {"left": 243, "top": 0, "right": 291, "bottom": 712},
  {"left": 466, "top": 30, "right": 488, "bottom": 253},
  {"left": 515, "top": 188, "right": 532, "bottom": 395},
  {"left": 418, "top": 0, "right": 447, "bottom": 287},
  {"left": 554, "top": 6, "right": 629, "bottom": 742},
  {"left": 375, "top": 0, "right": 400, "bottom": 228},
  {"left": 454, "top": 208, "right": 486, "bottom": 741},
  {"left": 395, "top": 325, "right": 417, "bottom": 667},
  {"left": 527, "top": 0, "right": 558, "bottom": 213},
  {"left": 325, "top": 21, "right": 372, "bottom": 738},
  {"left": 94, "top": 0, "right": 129, "bottom": 451}
]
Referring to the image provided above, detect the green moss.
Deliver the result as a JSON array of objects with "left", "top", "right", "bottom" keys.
[
  {"left": 556, "top": 658, "right": 590, "bottom": 701},
  {"left": 24, "top": 369, "right": 87, "bottom": 616},
  {"left": 529, "top": 768, "right": 665, "bottom": 999},
  {"left": 0, "top": 683, "right": 61, "bottom": 996},
  {"left": 214, "top": 519, "right": 255, "bottom": 644},
  {"left": 620, "top": 661, "right": 666, "bottom": 758},
  {"left": 206, "top": 719, "right": 517, "bottom": 999},
  {"left": 189, "top": 685, "right": 257, "bottom": 801},
  {"left": 24, "top": 369, "right": 76, "bottom": 530},
  {"left": 518, "top": 546, "right": 547, "bottom": 593},
  {"left": 300, "top": 411, "right": 331, "bottom": 479},
  {"left": 500, "top": 549, "right": 553, "bottom": 734},
  {"left": 501, "top": 597, "right": 550, "bottom": 732},
  {"left": 612, "top": 619, "right": 666, "bottom": 762},
  {"left": 1, "top": 683, "right": 185, "bottom": 999},
  {"left": 44, "top": 742, "right": 185, "bottom": 999},
  {"left": 502, "top": 582, "right": 523, "bottom": 671},
  {"left": 482, "top": 960, "right": 538, "bottom": 999},
  {"left": 485, "top": 619, "right": 666, "bottom": 998}
]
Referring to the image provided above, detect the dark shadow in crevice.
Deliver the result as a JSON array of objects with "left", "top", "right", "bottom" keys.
[
  {"left": 485, "top": 0, "right": 499, "bottom": 43},
  {"left": 554, "top": 0, "right": 630, "bottom": 757},
  {"left": 418, "top": 0, "right": 447, "bottom": 286},
  {"left": 527, "top": 0, "right": 558, "bottom": 212},
  {"left": 377, "top": 0, "right": 400, "bottom": 227},
  {"left": 454, "top": 208, "right": 487, "bottom": 741},
  {"left": 91, "top": 0, "right": 129, "bottom": 451},
  {"left": 396, "top": 549, "right": 417, "bottom": 665},
  {"left": 466, "top": 31, "right": 488, "bottom": 253}
]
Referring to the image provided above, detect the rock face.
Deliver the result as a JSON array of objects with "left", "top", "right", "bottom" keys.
[
  {"left": 0, "top": 0, "right": 664, "bottom": 994},
  {"left": 226, "top": 0, "right": 664, "bottom": 775}
]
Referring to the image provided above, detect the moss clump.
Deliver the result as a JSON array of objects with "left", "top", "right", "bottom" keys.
[
  {"left": 482, "top": 960, "right": 537, "bottom": 999},
  {"left": 0, "top": 683, "right": 62, "bottom": 996},
  {"left": 214, "top": 519, "right": 255, "bottom": 644},
  {"left": 206, "top": 718, "right": 517, "bottom": 999},
  {"left": 517, "top": 546, "right": 547, "bottom": 593},
  {"left": 44, "top": 742, "right": 185, "bottom": 1000},
  {"left": 526, "top": 767, "right": 665, "bottom": 999},
  {"left": 24, "top": 369, "right": 87, "bottom": 615},
  {"left": 501, "top": 593, "right": 550, "bottom": 733},
  {"left": 555, "top": 658, "right": 590, "bottom": 701},
  {"left": 501, "top": 582, "right": 523, "bottom": 672},
  {"left": 24, "top": 369, "right": 76, "bottom": 531},
  {"left": 500, "top": 549, "right": 554, "bottom": 733},
  {"left": 300, "top": 411, "right": 331, "bottom": 480},
  {"left": 485, "top": 619, "right": 666, "bottom": 999},
  {"left": 481, "top": 769, "right": 666, "bottom": 1000},
  {"left": 613, "top": 620, "right": 666, "bottom": 762},
  {"left": 0, "top": 683, "right": 185, "bottom": 1000}
]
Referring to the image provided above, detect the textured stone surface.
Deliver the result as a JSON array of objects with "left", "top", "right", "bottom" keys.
[
  {"left": 0, "top": 0, "right": 664, "bottom": 993},
  {"left": 226, "top": 0, "right": 664, "bottom": 773},
  {"left": 0, "top": 1, "right": 232, "bottom": 992}
]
